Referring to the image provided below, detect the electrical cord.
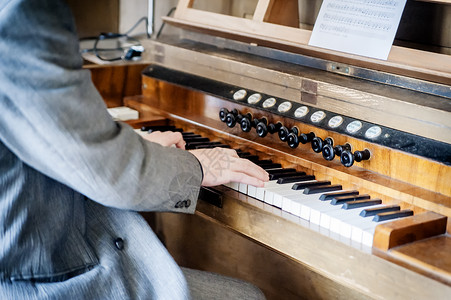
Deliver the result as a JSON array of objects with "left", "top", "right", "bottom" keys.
[
  {"left": 156, "top": 7, "right": 176, "bottom": 39},
  {"left": 81, "top": 16, "right": 150, "bottom": 62}
]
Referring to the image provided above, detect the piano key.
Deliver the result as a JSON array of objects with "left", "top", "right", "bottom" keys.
[
  {"left": 269, "top": 170, "right": 303, "bottom": 180},
  {"left": 267, "top": 168, "right": 297, "bottom": 175},
  {"left": 264, "top": 180, "right": 317, "bottom": 205},
  {"left": 283, "top": 193, "right": 333, "bottom": 221},
  {"left": 320, "top": 204, "right": 369, "bottom": 232},
  {"left": 260, "top": 163, "right": 283, "bottom": 170},
  {"left": 360, "top": 205, "right": 400, "bottom": 217},
  {"left": 186, "top": 141, "right": 222, "bottom": 149},
  {"left": 182, "top": 133, "right": 202, "bottom": 138},
  {"left": 239, "top": 154, "right": 259, "bottom": 162},
  {"left": 254, "top": 180, "right": 282, "bottom": 201},
  {"left": 248, "top": 169, "right": 296, "bottom": 197},
  {"left": 141, "top": 125, "right": 180, "bottom": 132},
  {"left": 303, "top": 184, "right": 342, "bottom": 195},
  {"left": 292, "top": 180, "right": 331, "bottom": 190},
  {"left": 330, "top": 194, "right": 371, "bottom": 205},
  {"left": 277, "top": 175, "right": 315, "bottom": 184},
  {"left": 194, "top": 144, "right": 231, "bottom": 149},
  {"left": 238, "top": 183, "right": 248, "bottom": 194},
  {"left": 342, "top": 199, "right": 382, "bottom": 209},
  {"left": 372, "top": 209, "right": 413, "bottom": 222},
  {"left": 319, "top": 190, "right": 359, "bottom": 201},
  {"left": 184, "top": 137, "right": 210, "bottom": 143}
]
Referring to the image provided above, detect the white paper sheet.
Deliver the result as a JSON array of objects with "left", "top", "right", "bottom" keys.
[{"left": 308, "top": 0, "right": 407, "bottom": 60}]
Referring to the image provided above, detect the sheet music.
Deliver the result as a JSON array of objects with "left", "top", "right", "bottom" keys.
[{"left": 308, "top": 0, "right": 407, "bottom": 60}]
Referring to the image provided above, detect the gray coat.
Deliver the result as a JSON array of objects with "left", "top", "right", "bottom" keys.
[{"left": 0, "top": 0, "right": 203, "bottom": 298}]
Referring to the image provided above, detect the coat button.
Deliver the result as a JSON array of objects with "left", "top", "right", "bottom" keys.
[
  {"left": 114, "top": 238, "right": 124, "bottom": 250},
  {"left": 175, "top": 201, "right": 183, "bottom": 208},
  {"left": 184, "top": 199, "right": 191, "bottom": 208}
]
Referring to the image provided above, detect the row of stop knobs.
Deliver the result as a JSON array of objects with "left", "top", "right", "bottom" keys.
[{"left": 219, "top": 108, "right": 370, "bottom": 167}]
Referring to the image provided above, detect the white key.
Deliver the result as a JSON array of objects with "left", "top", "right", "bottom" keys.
[
  {"left": 227, "top": 182, "right": 239, "bottom": 190},
  {"left": 282, "top": 193, "right": 322, "bottom": 219},
  {"left": 255, "top": 181, "right": 280, "bottom": 201},
  {"left": 267, "top": 180, "right": 317, "bottom": 207},
  {"left": 238, "top": 183, "right": 248, "bottom": 194},
  {"left": 247, "top": 185, "right": 257, "bottom": 197},
  {"left": 340, "top": 204, "right": 386, "bottom": 239},
  {"left": 263, "top": 183, "right": 298, "bottom": 205}
]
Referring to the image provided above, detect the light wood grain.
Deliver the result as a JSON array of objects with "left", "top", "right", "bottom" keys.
[
  {"left": 163, "top": 2, "right": 451, "bottom": 85},
  {"left": 373, "top": 212, "right": 448, "bottom": 251}
]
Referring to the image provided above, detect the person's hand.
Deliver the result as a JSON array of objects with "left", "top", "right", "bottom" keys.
[
  {"left": 190, "top": 148, "right": 269, "bottom": 187},
  {"left": 142, "top": 131, "right": 186, "bottom": 149}
]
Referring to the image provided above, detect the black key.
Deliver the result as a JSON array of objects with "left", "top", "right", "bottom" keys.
[
  {"left": 181, "top": 132, "right": 197, "bottom": 136},
  {"left": 141, "top": 125, "right": 178, "bottom": 132},
  {"left": 360, "top": 205, "right": 400, "bottom": 217},
  {"left": 182, "top": 134, "right": 203, "bottom": 139},
  {"left": 303, "top": 184, "right": 342, "bottom": 195},
  {"left": 270, "top": 171, "right": 305, "bottom": 180},
  {"left": 237, "top": 152, "right": 251, "bottom": 157},
  {"left": 277, "top": 175, "right": 315, "bottom": 184},
  {"left": 319, "top": 190, "right": 359, "bottom": 201},
  {"left": 241, "top": 155, "right": 260, "bottom": 162},
  {"left": 255, "top": 159, "right": 273, "bottom": 165},
  {"left": 292, "top": 180, "right": 331, "bottom": 190},
  {"left": 186, "top": 141, "right": 222, "bottom": 149},
  {"left": 267, "top": 168, "right": 297, "bottom": 175},
  {"left": 342, "top": 198, "right": 382, "bottom": 209},
  {"left": 372, "top": 209, "right": 413, "bottom": 222},
  {"left": 330, "top": 194, "right": 370, "bottom": 205},
  {"left": 184, "top": 137, "right": 210, "bottom": 143},
  {"left": 194, "top": 144, "right": 230, "bottom": 149},
  {"left": 260, "top": 163, "right": 282, "bottom": 170}
]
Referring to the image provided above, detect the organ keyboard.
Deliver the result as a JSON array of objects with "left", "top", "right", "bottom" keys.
[{"left": 111, "top": 0, "right": 451, "bottom": 298}]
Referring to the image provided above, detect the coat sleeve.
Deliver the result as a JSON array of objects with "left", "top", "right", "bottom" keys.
[{"left": 0, "top": 0, "right": 202, "bottom": 212}]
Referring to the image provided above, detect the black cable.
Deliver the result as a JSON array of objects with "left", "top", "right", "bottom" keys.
[
  {"left": 125, "top": 16, "right": 150, "bottom": 38},
  {"left": 93, "top": 33, "right": 141, "bottom": 62},
  {"left": 81, "top": 16, "right": 151, "bottom": 62},
  {"left": 156, "top": 7, "right": 176, "bottom": 39}
]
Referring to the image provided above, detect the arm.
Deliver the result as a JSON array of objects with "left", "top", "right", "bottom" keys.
[{"left": 0, "top": 0, "right": 202, "bottom": 212}]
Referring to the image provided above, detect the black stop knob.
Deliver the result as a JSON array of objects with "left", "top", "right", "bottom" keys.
[
  {"left": 240, "top": 116, "right": 252, "bottom": 132},
  {"left": 278, "top": 126, "right": 290, "bottom": 142},
  {"left": 219, "top": 108, "right": 229, "bottom": 122},
  {"left": 287, "top": 132, "right": 299, "bottom": 149},
  {"left": 311, "top": 137, "right": 324, "bottom": 153},
  {"left": 340, "top": 150, "right": 355, "bottom": 167},
  {"left": 322, "top": 144, "right": 335, "bottom": 160},
  {"left": 299, "top": 132, "right": 315, "bottom": 144},
  {"left": 253, "top": 117, "right": 267, "bottom": 127},
  {"left": 225, "top": 110, "right": 239, "bottom": 128},
  {"left": 256, "top": 119, "right": 269, "bottom": 137},
  {"left": 334, "top": 143, "right": 351, "bottom": 156},
  {"left": 354, "top": 149, "right": 371, "bottom": 162},
  {"left": 268, "top": 122, "right": 282, "bottom": 134}
]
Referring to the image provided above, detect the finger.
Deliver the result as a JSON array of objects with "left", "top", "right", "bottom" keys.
[
  {"left": 172, "top": 132, "right": 186, "bottom": 149},
  {"left": 227, "top": 171, "right": 265, "bottom": 187},
  {"left": 231, "top": 157, "right": 269, "bottom": 182}
]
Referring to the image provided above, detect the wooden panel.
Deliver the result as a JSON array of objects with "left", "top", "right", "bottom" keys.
[
  {"left": 253, "top": 0, "right": 299, "bottom": 27},
  {"left": 373, "top": 212, "right": 448, "bottom": 251},
  {"left": 144, "top": 211, "right": 371, "bottom": 300},
  {"left": 87, "top": 64, "right": 147, "bottom": 107},
  {"left": 67, "top": 0, "right": 119, "bottom": 39}
]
